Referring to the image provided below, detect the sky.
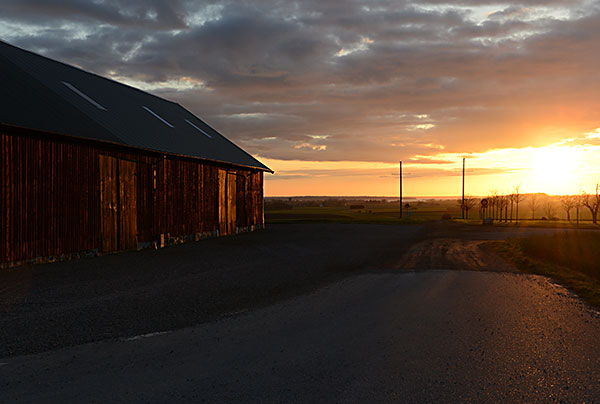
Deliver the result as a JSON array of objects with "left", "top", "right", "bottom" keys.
[{"left": 1, "top": 0, "right": 600, "bottom": 196}]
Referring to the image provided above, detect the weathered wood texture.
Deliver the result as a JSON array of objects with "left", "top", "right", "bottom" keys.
[
  {"left": 0, "top": 127, "right": 264, "bottom": 264},
  {"left": 118, "top": 159, "right": 137, "bottom": 251},
  {"left": 99, "top": 155, "right": 118, "bottom": 252},
  {"left": 227, "top": 172, "right": 237, "bottom": 235}
]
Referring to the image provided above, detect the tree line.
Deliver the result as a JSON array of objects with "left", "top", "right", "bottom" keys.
[{"left": 459, "top": 184, "right": 600, "bottom": 224}]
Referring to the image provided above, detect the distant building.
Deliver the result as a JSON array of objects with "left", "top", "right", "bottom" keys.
[{"left": 0, "top": 40, "right": 271, "bottom": 267}]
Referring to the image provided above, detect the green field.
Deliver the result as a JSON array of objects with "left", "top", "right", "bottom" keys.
[
  {"left": 461, "top": 218, "right": 600, "bottom": 229},
  {"left": 265, "top": 203, "right": 461, "bottom": 224},
  {"left": 265, "top": 200, "right": 599, "bottom": 228}
]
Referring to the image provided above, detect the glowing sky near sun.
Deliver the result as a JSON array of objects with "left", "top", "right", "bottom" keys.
[
  {"left": 262, "top": 129, "right": 600, "bottom": 197},
  {"left": 1, "top": 0, "right": 599, "bottom": 196}
]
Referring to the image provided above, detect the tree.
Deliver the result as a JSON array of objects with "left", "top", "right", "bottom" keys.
[
  {"left": 575, "top": 192, "right": 584, "bottom": 225},
  {"left": 582, "top": 184, "right": 600, "bottom": 224},
  {"left": 508, "top": 193, "right": 515, "bottom": 222},
  {"left": 499, "top": 195, "right": 509, "bottom": 222},
  {"left": 457, "top": 196, "right": 478, "bottom": 219},
  {"left": 513, "top": 185, "right": 526, "bottom": 224},
  {"left": 528, "top": 193, "right": 539, "bottom": 220},
  {"left": 463, "top": 195, "right": 478, "bottom": 219},
  {"left": 488, "top": 190, "right": 497, "bottom": 220},
  {"left": 543, "top": 200, "right": 557, "bottom": 220},
  {"left": 560, "top": 195, "right": 576, "bottom": 222}
]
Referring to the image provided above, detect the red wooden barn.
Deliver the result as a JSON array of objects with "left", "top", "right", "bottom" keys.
[{"left": 0, "top": 41, "right": 271, "bottom": 268}]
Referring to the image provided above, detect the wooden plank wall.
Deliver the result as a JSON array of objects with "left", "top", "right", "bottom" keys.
[
  {"left": 234, "top": 170, "right": 263, "bottom": 229},
  {"left": 0, "top": 129, "right": 264, "bottom": 265},
  {"left": 217, "top": 169, "right": 228, "bottom": 235},
  {"left": 118, "top": 159, "right": 137, "bottom": 250},
  {"left": 99, "top": 155, "right": 118, "bottom": 252},
  {"left": 227, "top": 172, "right": 237, "bottom": 235}
]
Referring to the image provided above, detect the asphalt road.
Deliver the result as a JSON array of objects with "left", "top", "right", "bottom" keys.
[
  {"left": 2, "top": 271, "right": 599, "bottom": 403},
  {"left": 0, "top": 223, "right": 424, "bottom": 357},
  {"left": 1, "top": 222, "right": 600, "bottom": 402}
]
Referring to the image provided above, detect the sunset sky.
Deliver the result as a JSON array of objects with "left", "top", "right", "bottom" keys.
[{"left": 1, "top": 0, "right": 599, "bottom": 196}]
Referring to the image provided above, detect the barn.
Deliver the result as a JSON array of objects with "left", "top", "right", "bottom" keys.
[{"left": 0, "top": 40, "right": 271, "bottom": 268}]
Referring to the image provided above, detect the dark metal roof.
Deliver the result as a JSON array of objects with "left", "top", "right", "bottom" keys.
[{"left": 0, "top": 40, "right": 271, "bottom": 172}]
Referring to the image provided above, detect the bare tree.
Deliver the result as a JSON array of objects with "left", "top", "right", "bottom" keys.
[
  {"left": 496, "top": 193, "right": 503, "bottom": 220},
  {"left": 493, "top": 195, "right": 499, "bottom": 221},
  {"left": 575, "top": 192, "right": 584, "bottom": 225},
  {"left": 456, "top": 198, "right": 463, "bottom": 219},
  {"left": 508, "top": 193, "right": 515, "bottom": 222},
  {"left": 528, "top": 193, "right": 539, "bottom": 220},
  {"left": 513, "top": 185, "right": 526, "bottom": 224},
  {"left": 560, "top": 195, "right": 576, "bottom": 222},
  {"left": 499, "top": 195, "right": 509, "bottom": 222},
  {"left": 489, "top": 190, "right": 498, "bottom": 220},
  {"left": 543, "top": 200, "right": 557, "bottom": 220},
  {"left": 582, "top": 184, "right": 600, "bottom": 224},
  {"left": 463, "top": 195, "right": 478, "bottom": 219}
]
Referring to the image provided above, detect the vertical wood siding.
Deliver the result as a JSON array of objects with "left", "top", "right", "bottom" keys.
[
  {"left": 0, "top": 129, "right": 264, "bottom": 265},
  {"left": 99, "top": 155, "right": 118, "bottom": 252}
]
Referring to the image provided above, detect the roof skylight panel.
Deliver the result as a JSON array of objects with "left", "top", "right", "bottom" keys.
[
  {"left": 61, "top": 81, "right": 107, "bottom": 111},
  {"left": 142, "top": 106, "right": 174, "bottom": 128},
  {"left": 185, "top": 119, "right": 212, "bottom": 138}
]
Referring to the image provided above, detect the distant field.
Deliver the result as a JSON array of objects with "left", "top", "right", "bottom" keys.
[
  {"left": 265, "top": 203, "right": 599, "bottom": 228},
  {"left": 265, "top": 194, "right": 600, "bottom": 227},
  {"left": 266, "top": 200, "right": 600, "bottom": 228},
  {"left": 461, "top": 218, "right": 600, "bottom": 229},
  {"left": 264, "top": 204, "right": 462, "bottom": 224}
]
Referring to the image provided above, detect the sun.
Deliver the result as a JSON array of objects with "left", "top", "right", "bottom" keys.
[{"left": 529, "top": 146, "right": 580, "bottom": 194}]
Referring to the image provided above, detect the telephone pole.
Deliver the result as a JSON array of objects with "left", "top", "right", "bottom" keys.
[
  {"left": 461, "top": 157, "right": 465, "bottom": 219},
  {"left": 399, "top": 161, "right": 403, "bottom": 219}
]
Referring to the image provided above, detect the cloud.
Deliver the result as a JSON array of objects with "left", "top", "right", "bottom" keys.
[
  {"left": 0, "top": 0, "right": 188, "bottom": 29},
  {"left": 1, "top": 0, "right": 599, "bottom": 166}
]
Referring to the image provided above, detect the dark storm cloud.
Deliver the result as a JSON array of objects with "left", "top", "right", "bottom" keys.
[
  {"left": 0, "top": 0, "right": 188, "bottom": 28},
  {"left": 1, "top": 0, "right": 599, "bottom": 163}
]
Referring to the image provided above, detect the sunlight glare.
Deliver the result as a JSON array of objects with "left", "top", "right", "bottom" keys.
[{"left": 528, "top": 146, "right": 581, "bottom": 195}]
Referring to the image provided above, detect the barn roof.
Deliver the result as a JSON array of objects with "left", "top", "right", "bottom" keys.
[{"left": 0, "top": 40, "right": 271, "bottom": 172}]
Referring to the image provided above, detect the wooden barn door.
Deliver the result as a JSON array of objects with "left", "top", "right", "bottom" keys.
[
  {"left": 99, "top": 155, "right": 137, "bottom": 252},
  {"left": 218, "top": 169, "right": 236, "bottom": 235}
]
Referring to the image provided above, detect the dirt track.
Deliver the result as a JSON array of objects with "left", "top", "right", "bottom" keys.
[{"left": 397, "top": 238, "right": 515, "bottom": 271}]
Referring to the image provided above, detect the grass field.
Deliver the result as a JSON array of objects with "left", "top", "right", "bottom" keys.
[
  {"left": 265, "top": 201, "right": 463, "bottom": 224},
  {"left": 266, "top": 203, "right": 600, "bottom": 228},
  {"left": 494, "top": 233, "right": 600, "bottom": 309},
  {"left": 461, "top": 218, "right": 600, "bottom": 229},
  {"left": 266, "top": 207, "right": 443, "bottom": 224}
]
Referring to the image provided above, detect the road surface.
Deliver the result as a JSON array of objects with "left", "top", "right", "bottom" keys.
[{"left": 1, "top": 222, "right": 599, "bottom": 402}]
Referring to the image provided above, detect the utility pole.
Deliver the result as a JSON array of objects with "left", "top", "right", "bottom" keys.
[
  {"left": 399, "top": 161, "right": 403, "bottom": 219},
  {"left": 462, "top": 157, "right": 465, "bottom": 219}
]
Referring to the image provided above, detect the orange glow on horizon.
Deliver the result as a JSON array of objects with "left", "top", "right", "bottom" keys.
[{"left": 261, "top": 129, "right": 600, "bottom": 197}]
